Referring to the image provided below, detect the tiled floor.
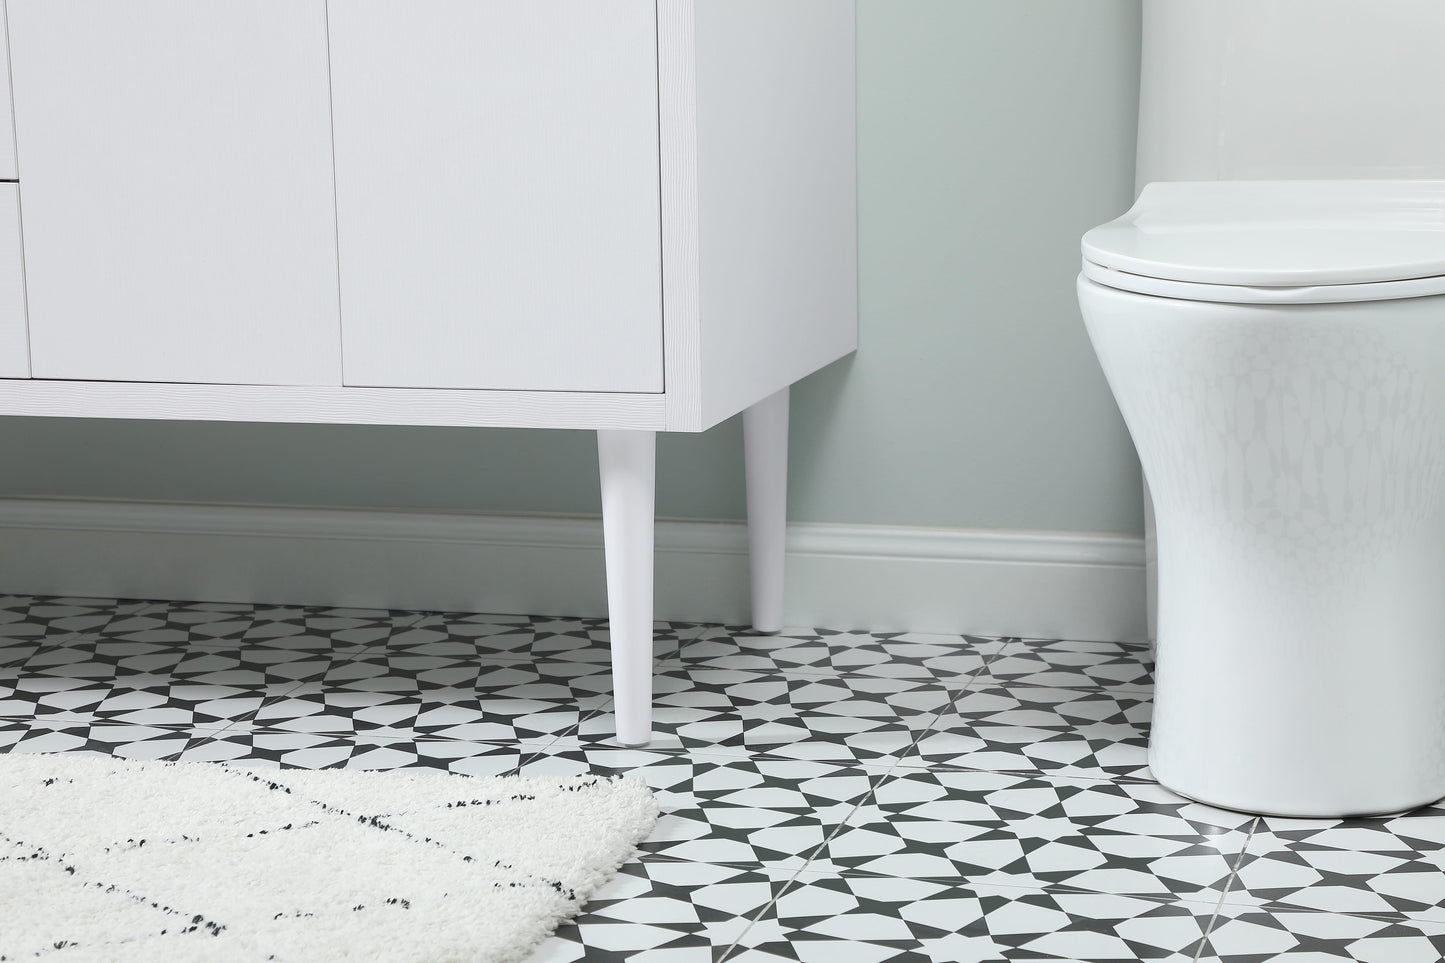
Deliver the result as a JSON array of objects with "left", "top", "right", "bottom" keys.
[{"left": 4, "top": 596, "right": 1445, "bottom": 961}]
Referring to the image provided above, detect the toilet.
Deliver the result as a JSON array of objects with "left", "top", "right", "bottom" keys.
[{"left": 1078, "top": 0, "right": 1445, "bottom": 817}]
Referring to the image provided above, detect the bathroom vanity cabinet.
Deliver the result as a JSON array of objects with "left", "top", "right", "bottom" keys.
[{"left": 0, "top": 0, "right": 858, "bottom": 745}]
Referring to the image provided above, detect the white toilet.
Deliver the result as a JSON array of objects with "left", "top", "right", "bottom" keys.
[{"left": 1078, "top": 0, "right": 1445, "bottom": 817}]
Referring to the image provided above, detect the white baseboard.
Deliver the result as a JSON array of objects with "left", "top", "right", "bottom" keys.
[{"left": 0, "top": 498, "right": 1147, "bottom": 643}]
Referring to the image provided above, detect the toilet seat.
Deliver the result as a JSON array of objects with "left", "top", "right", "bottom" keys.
[
  {"left": 1081, "top": 179, "right": 1445, "bottom": 304},
  {"left": 1080, "top": 259, "right": 1445, "bottom": 304}
]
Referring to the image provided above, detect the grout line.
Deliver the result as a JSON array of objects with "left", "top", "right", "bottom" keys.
[
  {"left": 719, "top": 747, "right": 914, "bottom": 961},
  {"left": 892, "top": 636, "right": 1014, "bottom": 761},
  {"left": 1193, "top": 816, "right": 1259, "bottom": 961},
  {"left": 162, "top": 595, "right": 367, "bottom": 756},
  {"left": 884, "top": 760, "right": 1159, "bottom": 787},
  {"left": 514, "top": 698, "right": 616, "bottom": 776},
  {"left": 165, "top": 674, "right": 319, "bottom": 763},
  {"left": 669, "top": 620, "right": 708, "bottom": 663},
  {"left": 670, "top": 623, "right": 970, "bottom": 961},
  {"left": 966, "top": 678, "right": 1156, "bottom": 694},
  {"left": 752, "top": 642, "right": 1013, "bottom": 892},
  {"left": 162, "top": 733, "right": 214, "bottom": 764}
]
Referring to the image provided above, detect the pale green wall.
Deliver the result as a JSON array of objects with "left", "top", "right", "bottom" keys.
[{"left": 0, "top": 0, "right": 1145, "bottom": 536}]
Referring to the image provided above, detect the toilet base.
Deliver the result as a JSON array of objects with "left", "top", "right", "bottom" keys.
[
  {"left": 1144, "top": 577, "right": 1445, "bottom": 818},
  {"left": 1150, "top": 749, "right": 1445, "bottom": 820},
  {"left": 1079, "top": 278, "right": 1445, "bottom": 818}
]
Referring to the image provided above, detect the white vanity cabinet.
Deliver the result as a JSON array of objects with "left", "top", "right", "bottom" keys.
[{"left": 0, "top": 0, "right": 858, "bottom": 745}]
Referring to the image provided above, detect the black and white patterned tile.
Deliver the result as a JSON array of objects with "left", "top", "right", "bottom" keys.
[
  {"left": 0, "top": 596, "right": 149, "bottom": 651},
  {"left": 723, "top": 872, "right": 1219, "bottom": 962},
  {"left": 254, "top": 655, "right": 617, "bottom": 744},
  {"left": 574, "top": 664, "right": 955, "bottom": 769},
  {"left": 238, "top": 616, "right": 694, "bottom": 745},
  {"left": 984, "top": 637, "right": 1155, "bottom": 689},
  {"left": 4, "top": 638, "right": 333, "bottom": 730},
  {"left": 328, "top": 620, "right": 679, "bottom": 694},
  {"left": 22, "top": 640, "right": 301, "bottom": 714},
  {"left": 1, "top": 600, "right": 432, "bottom": 752},
  {"left": 402, "top": 613, "right": 693, "bottom": 665},
  {"left": 912, "top": 683, "right": 1155, "bottom": 781},
  {"left": 169, "top": 725, "right": 542, "bottom": 777},
  {"left": 680, "top": 626, "right": 1006, "bottom": 690},
  {"left": 0, "top": 634, "right": 45, "bottom": 670},
  {"left": 804, "top": 767, "right": 1253, "bottom": 902},
  {"left": 521, "top": 736, "right": 893, "bottom": 869},
  {"left": 1228, "top": 812, "right": 1445, "bottom": 920},
  {"left": 0, "top": 717, "right": 195, "bottom": 759},
  {"left": 12, "top": 595, "right": 1444, "bottom": 961},
  {"left": 99, "top": 602, "right": 415, "bottom": 653},
  {"left": 536, "top": 858, "right": 792, "bottom": 962},
  {"left": 1198, "top": 902, "right": 1445, "bottom": 962}
]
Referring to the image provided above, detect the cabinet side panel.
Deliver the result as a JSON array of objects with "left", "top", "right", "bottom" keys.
[
  {"left": 330, "top": 0, "right": 664, "bottom": 393},
  {"left": 693, "top": 0, "right": 858, "bottom": 429},
  {"left": 658, "top": 0, "right": 704, "bottom": 430},
  {"left": 7, "top": 0, "right": 342, "bottom": 386},
  {"left": 0, "top": 185, "right": 26, "bottom": 377}
]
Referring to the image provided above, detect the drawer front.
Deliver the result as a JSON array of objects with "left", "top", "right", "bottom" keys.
[{"left": 330, "top": 0, "right": 664, "bottom": 393}]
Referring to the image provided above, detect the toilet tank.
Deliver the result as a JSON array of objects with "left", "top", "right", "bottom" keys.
[{"left": 1136, "top": 0, "right": 1445, "bottom": 189}]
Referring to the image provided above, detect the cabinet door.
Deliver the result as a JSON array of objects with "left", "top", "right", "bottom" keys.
[
  {"left": 7, "top": 0, "right": 342, "bottom": 386},
  {"left": 0, "top": 12, "right": 28, "bottom": 378},
  {"left": 329, "top": 0, "right": 664, "bottom": 393},
  {"left": 0, "top": 7, "right": 17, "bottom": 181}
]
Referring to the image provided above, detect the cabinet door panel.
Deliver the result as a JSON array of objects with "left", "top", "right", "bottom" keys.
[
  {"left": 0, "top": 8, "right": 17, "bottom": 180},
  {"left": 0, "top": 186, "right": 27, "bottom": 378},
  {"left": 0, "top": 7, "right": 24, "bottom": 376},
  {"left": 7, "top": 0, "right": 342, "bottom": 386},
  {"left": 330, "top": 0, "right": 664, "bottom": 393}
]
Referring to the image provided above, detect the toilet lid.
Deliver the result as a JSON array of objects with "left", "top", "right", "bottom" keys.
[{"left": 1081, "top": 180, "right": 1445, "bottom": 303}]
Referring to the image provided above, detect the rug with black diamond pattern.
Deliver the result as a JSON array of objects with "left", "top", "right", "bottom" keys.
[{"left": 0, "top": 752, "right": 656, "bottom": 962}]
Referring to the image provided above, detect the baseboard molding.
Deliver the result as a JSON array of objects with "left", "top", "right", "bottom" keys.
[{"left": 0, "top": 498, "right": 1148, "bottom": 642}]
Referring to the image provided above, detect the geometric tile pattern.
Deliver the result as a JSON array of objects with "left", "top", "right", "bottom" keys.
[
  {"left": 726, "top": 876, "right": 1223, "bottom": 962},
  {"left": 1201, "top": 904, "right": 1445, "bottom": 963},
  {"left": 6, "top": 597, "right": 1445, "bottom": 960},
  {"left": 1231, "top": 815, "right": 1445, "bottom": 920},
  {"left": 912, "top": 683, "right": 1156, "bottom": 782},
  {"left": 807, "top": 768, "right": 1254, "bottom": 899}
]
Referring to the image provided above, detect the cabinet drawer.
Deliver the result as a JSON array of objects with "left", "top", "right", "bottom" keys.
[
  {"left": 329, "top": 0, "right": 664, "bottom": 393},
  {"left": 0, "top": 184, "right": 26, "bottom": 378}
]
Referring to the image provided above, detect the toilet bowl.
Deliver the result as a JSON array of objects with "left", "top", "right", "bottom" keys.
[{"left": 1079, "top": 179, "right": 1445, "bottom": 817}]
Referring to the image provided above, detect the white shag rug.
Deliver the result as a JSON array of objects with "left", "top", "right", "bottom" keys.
[{"left": 0, "top": 753, "right": 658, "bottom": 962}]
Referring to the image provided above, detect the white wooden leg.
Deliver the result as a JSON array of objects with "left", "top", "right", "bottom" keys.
[
  {"left": 597, "top": 429, "right": 656, "bottom": 747},
  {"left": 743, "top": 386, "right": 790, "bottom": 634}
]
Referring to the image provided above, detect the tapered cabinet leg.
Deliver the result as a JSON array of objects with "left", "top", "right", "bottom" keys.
[
  {"left": 743, "top": 386, "right": 790, "bottom": 634},
  {"left": 597, "top": 429, "right": 657, "bottom": 747}
]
